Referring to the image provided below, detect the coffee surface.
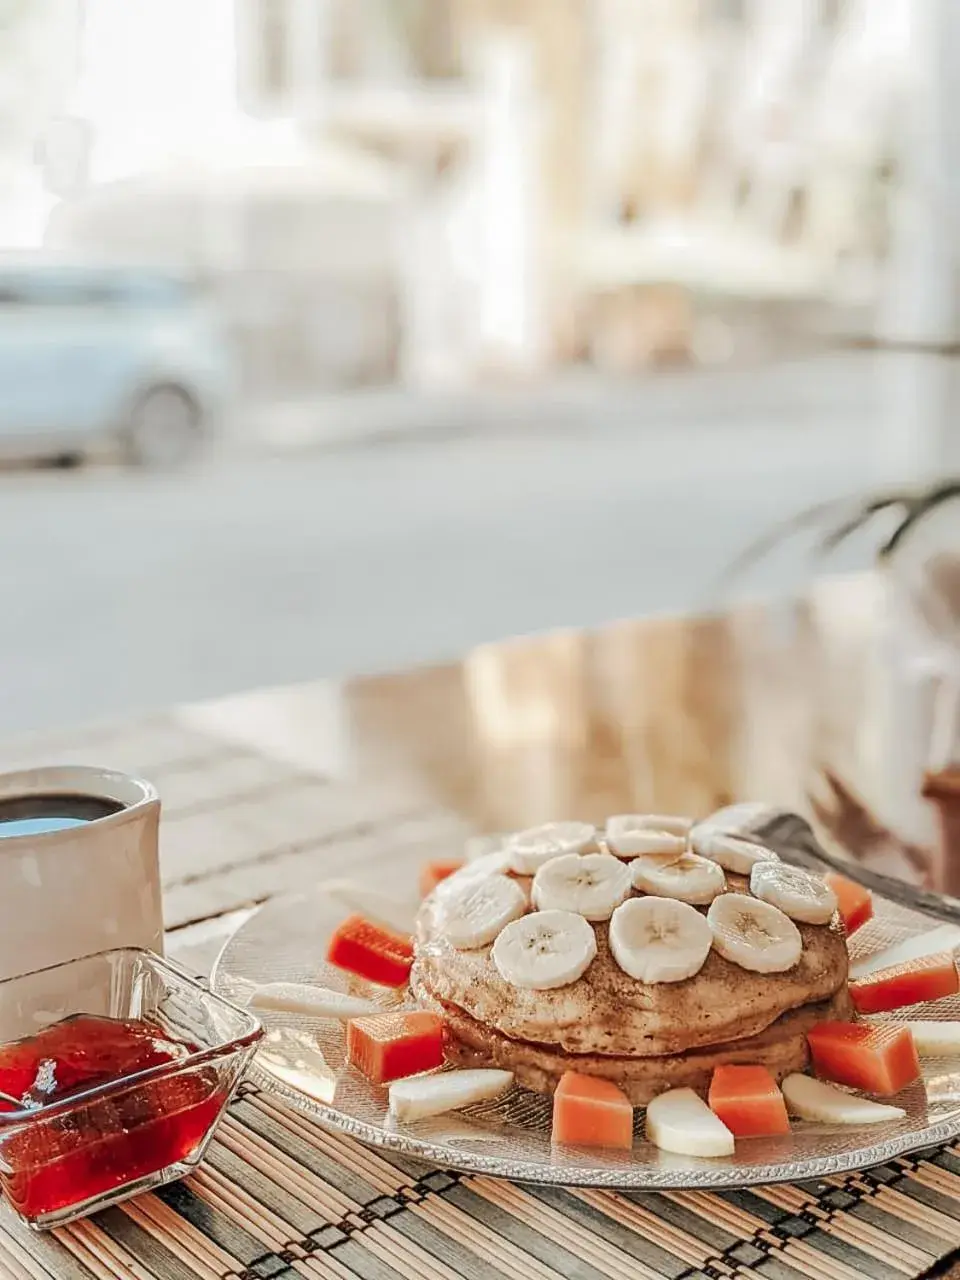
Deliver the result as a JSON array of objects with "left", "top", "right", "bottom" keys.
[{"left": 0, "top": 793, "right": 124, "bottom": 839}]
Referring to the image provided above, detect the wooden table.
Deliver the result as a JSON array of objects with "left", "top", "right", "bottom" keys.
[{"left": 3, "top": 577, "right": 960, "bottom": 1279}]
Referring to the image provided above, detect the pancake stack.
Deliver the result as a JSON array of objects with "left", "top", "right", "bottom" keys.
[{"left": 412, "top": 808, "right": 853, "bottom": 1105}]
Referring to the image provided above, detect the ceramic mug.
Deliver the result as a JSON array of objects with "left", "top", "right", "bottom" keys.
[{"left": 0, "top": 765, "right": 162, "bottom": 982}]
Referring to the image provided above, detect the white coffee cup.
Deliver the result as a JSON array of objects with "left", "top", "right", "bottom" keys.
[{"left": 0, "top": 765, "right": 162, "bottom": 982}]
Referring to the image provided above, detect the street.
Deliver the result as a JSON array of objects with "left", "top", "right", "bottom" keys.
[{"left": 0, "top": 359, "right": 880, "bottom": 735}]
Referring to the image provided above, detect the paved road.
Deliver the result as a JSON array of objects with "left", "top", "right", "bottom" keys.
[{"left": 0, "top": 362, "right": 880, "bottom": 735}]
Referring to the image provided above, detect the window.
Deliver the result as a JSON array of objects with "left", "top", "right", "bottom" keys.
[
  {"left": 0, "top": 270, "right": 189, "bottom": 309},
  {"left": 237, "top": 0, "right": 292, "bottom": 109},
  {"left": 261, "top": 0, "right": 289, "bottom": 99},
  {"left": 12, "top": 272, "right": 116, "bottom": 307},
  {"left": 111, "top": 275, "right": 192, "bottom": 308}
]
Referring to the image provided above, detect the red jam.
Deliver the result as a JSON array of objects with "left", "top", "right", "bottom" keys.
[{"left": 0, "top": 1015, "right": 224, "bottom": 1220}]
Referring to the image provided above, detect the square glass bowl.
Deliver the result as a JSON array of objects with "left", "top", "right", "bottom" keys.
[{"left": 0, "top": 948, "right": 262, "bottom": 1228}]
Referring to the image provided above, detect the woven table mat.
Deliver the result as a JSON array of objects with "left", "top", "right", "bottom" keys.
[{"left": 2, "top": 1079, "right": 960, "bottom": 1280}]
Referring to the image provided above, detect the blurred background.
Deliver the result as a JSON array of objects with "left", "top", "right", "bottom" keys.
[{"left": 0, "top": 0, "right": 952, "bottom": 733}]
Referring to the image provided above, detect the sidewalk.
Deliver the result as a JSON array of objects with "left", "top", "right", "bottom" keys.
[{"left": 236, "top": 352, "right": 881, "bottom": 455}]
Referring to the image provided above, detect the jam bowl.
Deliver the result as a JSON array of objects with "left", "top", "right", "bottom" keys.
[{"left": 0, "top": 948, "right": 263, "bottom": 1228}]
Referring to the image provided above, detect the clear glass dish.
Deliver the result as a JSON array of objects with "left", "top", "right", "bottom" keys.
[{"left": 0, "top": 947, "right": 262, "bottom": 1229}]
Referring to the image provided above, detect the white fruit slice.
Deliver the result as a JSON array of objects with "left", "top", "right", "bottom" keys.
[
  {"left": 639, "top": 813, "right": 693, "bottom": 835},
  {"left": 645, "top": 1088, "right": 735, "bottom": 1158},
  {"left": 631, "top": 851, "right": 725, "bottom": 905},
  {"left": 321, "top": 879, "right": 417, "bottom": 934},
  {"left": 532, "top": 852, "right": 632, "bottom": 921},
  {"left": 850, "top": 925, "right": 960, "bottom": 980},
  {"left": 608, "top": 897, "right": 712, "bottom": 983},
  {"left": 506, "top": 821, "right": 596, "bottom": 874},
  {"left": 605, "top": 813, "right": 689, "bottom": 857},
  {"left": 691, "top": 828, "right": 779, "bottom": 876},
  {"left": 749, "top": 862, "right": 838, "bottom": 925},
  {"left": 707, "top": 894, "right": 802, "bottom": 973},
  {"left": 389, "top": 1069, "right": 514, "bottom": 1122},
  {"left": 703, "top": 801, "right": 774, "bottom": 829},
  {"left": 607, "top": 813, "right": 692, "bottom": 839},
  {"left": 436, "top": 874, "right": 527, "bottom": 949},
  {"left": 249, "top": 982, "right": 378, "bottom": 1020},
  {"left": 902, "top": 1021, "right": 960, "bottom": 1056},
  {"left": 609, "top": 832, "right": 688, "bottom": 859},
  {"left": 492, "top": 910, "right": 597, "bottom": 989},
  {"left": 782, "top": 1074, "right": 905, "bottom": 1125},
  {"left": 450, "top": 849, "right": 512, "bottom": 880}
]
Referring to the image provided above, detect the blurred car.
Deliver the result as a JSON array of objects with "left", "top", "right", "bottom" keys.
[{"left": 0, "top": 258, "right": 234, "bottom": 467}]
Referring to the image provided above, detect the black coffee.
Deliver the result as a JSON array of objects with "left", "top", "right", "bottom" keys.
[{"left": 0, "top": 793, "right": 124, "bottom": 839}]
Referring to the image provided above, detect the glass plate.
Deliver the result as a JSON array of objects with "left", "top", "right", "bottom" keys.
[{"left": 212, "top": 886, "right": 960, "bottom": 1189}]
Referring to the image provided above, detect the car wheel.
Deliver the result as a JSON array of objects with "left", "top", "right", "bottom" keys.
[{"left": 123, "top": 386, "right": 202, "bottom": 468}]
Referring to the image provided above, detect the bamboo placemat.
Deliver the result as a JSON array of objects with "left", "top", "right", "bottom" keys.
[{"left": 3, "top": 1076, "right": 960, "bottom": 1280}]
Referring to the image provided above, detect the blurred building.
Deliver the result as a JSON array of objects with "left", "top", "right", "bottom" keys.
[
  {"left": 235, "top": 0, "right": 462, "bottom": 109},
  {"left": 12, "top": 0, "right": 921, "bottom": 394}
]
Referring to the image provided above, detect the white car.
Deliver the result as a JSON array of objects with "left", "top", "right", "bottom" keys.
[{"left": 0, "top": 259, "right": 234, "bottom": 467}]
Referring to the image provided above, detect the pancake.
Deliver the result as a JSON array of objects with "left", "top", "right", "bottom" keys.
[
  {"left": 414, "top": 871, "right": 849, "bottom": 1058},
  {"left": 413, "top": 981, "right": 854, "bottom": 1105}
]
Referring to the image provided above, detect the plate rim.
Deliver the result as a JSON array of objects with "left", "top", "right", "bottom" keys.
[
  {"left": 236, "top": 1058, "right": 960, "bottom": 1190},
  {"left": 211, "top": 890, "right": 960, "bottom": 1191}
]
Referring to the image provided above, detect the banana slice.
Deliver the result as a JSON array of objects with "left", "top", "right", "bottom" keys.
[
  {"left": 605, "top": 813, "right": 690, "bottom": 858},
  {"left": 610, "top": 832, "right": 688, "bottom": 859},
  {"left": 850, "top": 925, "right": 960, "bottom": 980},
  {"left": 902, "top": 1021, "right": 960, "bottom": 1056},
  {"left": 389, "top": 1069, "right": 514, "bottom": 1122},
  {"left": 492, "top": 910, "right": 597, "bottom": 989},
  {"left": 691, "top": 828, "right": 779, "bottom": 876},
  {"left": 451, "top": 849, "right": 512, "bottom": 880},
  {"left": 631, "top": 851, "right": 725, "bottom": 905},
  {"left": 532, "top": 852, "right": 632, "bottom": 921},
  {"left": 645, "top": 1088, "right": 735, "bottom": 1158},
  {"left": 782, "top": 1074, "right": 905, "bottom": 1125},
  {"left": 249, "top": 982, "right": 378, "bottom": 1020},
  {"left": 749, "top": 862, "right": 838, "bottom": 925},
  {"left": 608, "top": 897, "right": 712, "bottom": 983},
  {"left": 506, "top": 821, "right": 596, "bottom": 874},
  {"left": 700, "top": 801, "right": 774, "bottom": 834},
  {"left": 436, "top": 873, "right": 527, "bottom": 949},
  {"left": 707, "top": 894, "right": 802, "bottom": 973},
  {"left": 321, "top": 879, "right": 418, "bottom": 934},
  {"left": 607, "top": 813, "right": 692, "bottom": 838}
]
